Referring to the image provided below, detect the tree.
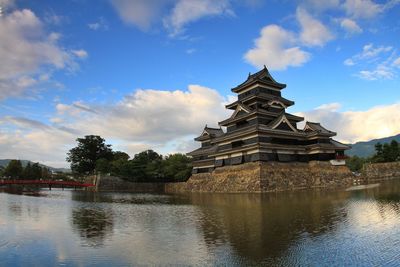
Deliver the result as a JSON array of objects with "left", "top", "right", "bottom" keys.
[
  {"left": 42, "top": 167, "right": 51, "bottom": 180},
  {"left": 66, "top": 135, "right": 113, "bottom": 175},
  {"left": 387, "top": 140, "right": 399, "bottom": 162},
  {"left": 31, "top": 163, "right": 42, "bottom": 180},
  {"left": 4, "top": 160, "right": 23, "bottom": 179},
  {"left": 112, "top": 151, "right": 130, "bottom": 161},
  {"left": 346, "top": 156, "right": 366, "bottom": 172},
  {"left": 162, "top": 154, "right": 192, "bottom": 182},
  {"left": 372, "top": 140, "right": 400, "bottom": 163},
  {"left": 372, "top": 142, "right": 384, "bottom": 163},
  {"left": 22, "top": 162, "right": 33, "bottom": 179},
  {"left": 95, "top": 158, "right": 111, "bottom": 174},
  {"left": 0, "top": 166, "right": 5, "bottom": 177}
]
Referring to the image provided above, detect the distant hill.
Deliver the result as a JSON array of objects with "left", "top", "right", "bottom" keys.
[
  {"left": 347, "top": 134, "right": 400, "bottom": 158},
  {"left": 0, "top": 159, "right": 70, "bottom": 173}
]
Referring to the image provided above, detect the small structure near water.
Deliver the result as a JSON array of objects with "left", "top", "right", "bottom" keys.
[{"left": 188, "top": 66, "right": 350, "bottom": 173}]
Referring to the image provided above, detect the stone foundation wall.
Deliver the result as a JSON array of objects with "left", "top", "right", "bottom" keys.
[
  {"left": 166, "top": 162, "right": 263, "bottom": 193},
  {"left": 362, "top": 162, "right": 400, "bottom": 183},
  {"left": 166, "top": 161, "right": 353, "bottom": 193},
  {"left": 84, "top": 161, "right": 355, "bottom": 193}
]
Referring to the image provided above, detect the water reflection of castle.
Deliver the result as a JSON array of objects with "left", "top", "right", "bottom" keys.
[
  {"left": 189, "top": 66, "right": 349, "bottom": 173},
  {"left": 191, "top": 192, "right": 349, "bottom": 264}
]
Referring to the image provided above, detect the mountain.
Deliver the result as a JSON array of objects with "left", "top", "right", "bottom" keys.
[
  {"left": 347, "top": 134, "right": 400, "bottom": 158},
  {"left": 0, "top": 159, "right": 70, "bottom": 173}
]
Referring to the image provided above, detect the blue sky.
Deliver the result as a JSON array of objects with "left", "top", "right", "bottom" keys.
[{"left": 0, "top": 0, "right": 399, "bottom": 167}]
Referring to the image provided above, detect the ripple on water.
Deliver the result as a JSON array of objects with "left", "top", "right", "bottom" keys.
[{"left": 1, "top": 181, "right": 400, "bottom": 266}]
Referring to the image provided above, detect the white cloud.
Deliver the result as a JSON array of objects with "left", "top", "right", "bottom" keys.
[
  {"left": 343, "top": 0, "right": 383, "bottom": 19},
  {"left": 72, "top": 49, "right": 88, "bottom": 59},
  {"left": 186, "top": 48, "right": 196, "bottom": 54},
  {"left": 340, "top": 18, "right": 363, "bottom": 34},
  {"left": 110, "top": 0, "right": 233, "bottom": 36},
  {"left": 0, "top": 8, "right": 86, "bottom": 101},
  {"left": 163, "top": 0, "right": 233, "bottom": 36},
  {"left": 88, "top": 17, "right": 109, "bottom": 31},
  {"left": 0, "top": 127, "right": 76, "bottom": 167},
  {"left": 0, "top": 85, "right": 230, "bottom": 167},
  {"left": 299, "top": 102, "right": 400, "bottom": 143},
  {"left": 44, "top": 13, "right": 66, "bottom": 26},
  {"left": 110, "top": 0, "right": 171, "bottom": 30},
  {"left": 316, "top": 102, "right": 342, "bottom": 111},
  {"left": 0, "top": 0, "right": 15, "bottom": 10},
  {"left": 244, "top": 24, "right": 310, "bottom": 70},
  {"left": 297, "top": 8, "right": 334, "bottom": 47},
  {"left": 344, "top": 43, "right": 397, "bottom": 80},
  {"left": 393, "top": 57, "right": 400, "bottom": 67},
  {"left": 344, "top": 58, "right": 355, "bottom": 66},
  {"left": 359, "top": 43, "right": 392, "bottom": 59},
  {"left": 357, "top": 64, "right": 394, "bottom": 80},
  {"left": 71, "top": 85, "right": 229, "bottom": 142}
]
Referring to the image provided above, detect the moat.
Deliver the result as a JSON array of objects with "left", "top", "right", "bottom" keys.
[{"left": 1, "top": 180, "right": 400, "bottom": 266}]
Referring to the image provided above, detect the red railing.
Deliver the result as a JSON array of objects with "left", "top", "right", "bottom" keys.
[
  {"left": 335, "top": 155, "right": 348, "bottom": 160},
  {"left": 0, "top": 180, "right": 94, "bottom": 187}
]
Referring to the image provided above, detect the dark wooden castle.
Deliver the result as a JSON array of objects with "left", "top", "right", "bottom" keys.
[{"left": 188, "top": 66, "right": 349, "bottom": 173}]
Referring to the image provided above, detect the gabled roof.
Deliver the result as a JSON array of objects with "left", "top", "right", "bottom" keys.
[
  {"left": 230, "top": 103, "right": 252, "bottom": 118},
  {"left": 267, "top": 112, "right": 298, "bottom": 132},
  {"left": 264, "top": 99, "right": 287, "bottom": 109},
  {"left": 231, "top": 65, "right": 286, "bottom": 93},
  {"left": 225, "top": 95, "right": 294, "bottom": 110},
  {"left": 330, "top": 139, "right": 351, "bottom": 150},
  {"left": 218, "top": 103, "right": 253, "bottom": 127},
  {"left": 304, "top": 122, "right": 336, "bottom": 136},
  {"left": 194, "top": 125, "right": 224, "bottom": 141}
]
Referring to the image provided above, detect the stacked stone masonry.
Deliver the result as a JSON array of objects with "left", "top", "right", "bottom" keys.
[
  {"left": 166, "top": 161, "right": 353, "bottom": 193},
  {"left": 362, "top": 162, "right": 400, "bottom": 183}
]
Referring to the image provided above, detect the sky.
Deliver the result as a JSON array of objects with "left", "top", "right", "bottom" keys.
[{"left": 0, "top": 0, "right": 399, "bottom": 167}]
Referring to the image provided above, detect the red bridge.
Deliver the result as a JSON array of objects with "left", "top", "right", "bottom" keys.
[{"left": 0, "top": 180, "right": 95, "bottom": 189}]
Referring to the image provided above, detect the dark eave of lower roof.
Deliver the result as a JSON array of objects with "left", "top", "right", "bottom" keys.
[
  {"left": 231, "top": 79, "right": 286, "bottom": 93},
  {"left": 225, "top": 94, "right": 294, "bottom": 110}
]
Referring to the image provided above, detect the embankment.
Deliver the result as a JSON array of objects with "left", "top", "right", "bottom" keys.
[
  {"left": 87, "top": 161, "right": 400, "bottom": 193},
  {"left": 165, "top": 161, "right": 353, "bottom": 193},
  {"left": 362, "top": 161, "right": 400, "bottom": 183}
]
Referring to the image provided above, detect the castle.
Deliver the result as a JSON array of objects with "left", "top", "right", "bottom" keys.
[{"left": 188, "top": 66, "right": 349, "bottom": 174}]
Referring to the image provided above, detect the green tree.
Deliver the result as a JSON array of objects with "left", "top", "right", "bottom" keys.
[
  {"left": 4, "top": 160, "right": 23, "bottom": 179},
  {"left": 129, "top": 150, "right": 163, "bottom": 182},
  {"left": 387, "top": 140, "right": 399, "bottom": 162},
  {"left": 346, "top": 156, "right": 366, "bottom": 172},
  {"left": 22, "top": 162, "right": 33, "bottom": 179},
  {"left": 95, "top": 158, "right": 111, "bottom": 174},
  {"left": 42, "top": 167, "right": 51, "bottom": 180},
  {"left": 162, "top": 154, "right": 192, "bottom": 182},
  {"left": 112, "top": 151, "right": 130, "bottom": 161},
  {"left": 31, "top": 163, "right": 42, "bottom": 180},
  {"left": 66, "top": 135, "right": 113, "bottom": 175},
  {"left": 372, "top": 140, "right": 400, "bottom": 163}
]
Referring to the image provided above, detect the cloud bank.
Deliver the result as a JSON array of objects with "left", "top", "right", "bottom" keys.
[
  {"left": 0, "top": 85, "right": 230, "bottom": 167},
  {"left": 1, "top": 83, "right": 400, "bottom": 167},
  {"left": 0, "top": 7, "right": 87, "bottom": 100}
]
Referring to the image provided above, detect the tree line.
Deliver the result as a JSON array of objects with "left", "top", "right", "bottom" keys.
[
  {"left": 346, "top": 140, "right": 400, "bottom": 172},
  {"left": 66, "top": 135, "right": 192, "bottom": 182},
  {"left": 0, "top": 160, "right": 51, "bottom": 180}
]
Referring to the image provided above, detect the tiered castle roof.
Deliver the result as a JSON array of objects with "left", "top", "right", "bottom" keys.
[{"left": 188, "top": 66, "right": 350, "bottom": 173}]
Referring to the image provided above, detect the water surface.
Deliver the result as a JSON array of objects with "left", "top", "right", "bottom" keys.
[{"left": 1, "top": 181, "right": 400, "bottom": 266}]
